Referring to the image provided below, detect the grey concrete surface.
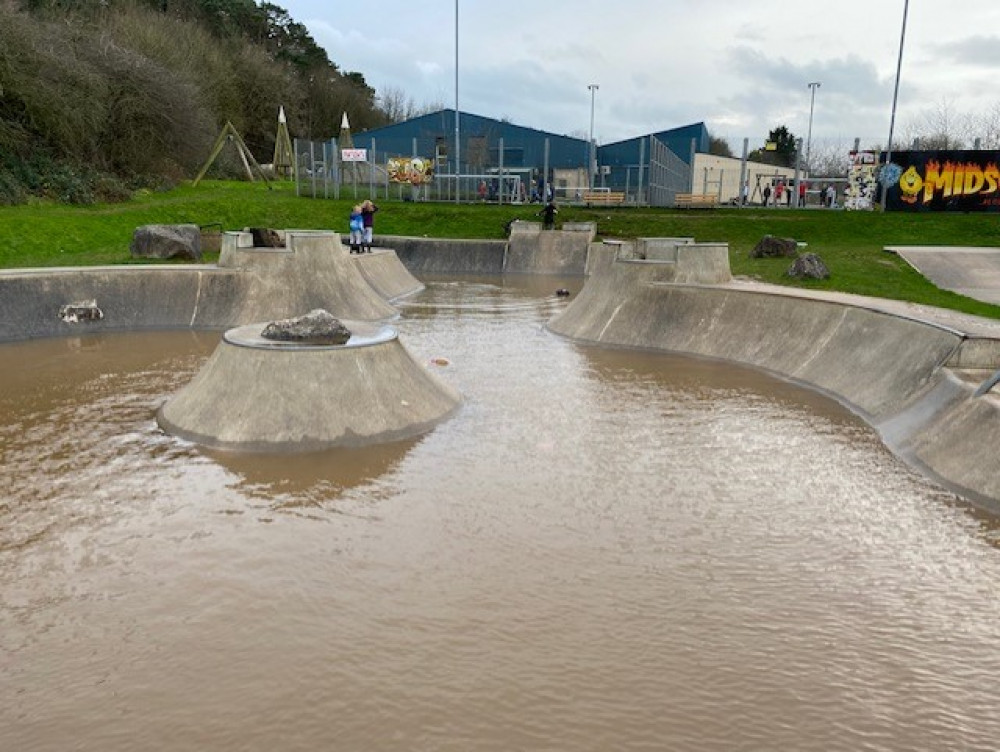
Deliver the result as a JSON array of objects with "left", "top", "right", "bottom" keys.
[
  {"left": 352, "top": 249, "right": 425, "bottom": 301},
  {"left": 505, "top": 221, "right": 595, "bottom": 275},
  {"left": 888, "top": 245, "right": 1000, "bottom": 305},
  {"left": 220, "top": 231, "right": 398, "bottom": 322},
  {"left": 547, "top": 245, "right": 1000, "bottom": 512},
  {"left": 158, "top": 321, "right": 461, "bottom": 451},
  {"left": 377, "top": 235, "right": 507, "bottom": 275},
  {"left": 0, "top": 266, "right": 242, "bottom": 343}
]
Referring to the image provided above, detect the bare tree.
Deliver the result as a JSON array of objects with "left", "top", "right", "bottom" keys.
[
  {"left": 974, "top": 103, "right": 1000, "bottom": 149},
  {"left": 901, "top": 97, "right": 974, "bottom": 150},
  {"left": 377, "top": 85, "right": 444, "bottom": 123},
  {"left": 807, "top": 139, "right": 853, "bottom": 178}
]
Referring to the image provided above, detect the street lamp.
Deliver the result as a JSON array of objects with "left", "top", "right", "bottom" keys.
[
  {"left": 882, "top": 0, "right": 910, "bottom": 208},
  {"left": 805, "top": 82, "right": 821, "bottom": 175},
  {"left": 588, "top": 83, "right": 599, "bottom": 190},
  {"left": 454, "top": 0, "right": 460, "bottom": 203}
]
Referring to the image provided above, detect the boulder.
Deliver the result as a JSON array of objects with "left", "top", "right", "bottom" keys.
[
  {"left": 248, "top": 227, "right": 284, "bottom": 248},
  {"left": 787, "top": 253, "right": 830, "bottom": 280},
  {"left": 131, "top": 224, "right": 202, "bottom": 260},
  {"left": 260, "top": 309, "right": 352, "bottom": 345},
  {"left": 750, "top": 234, "right": 799, "bottom": 258}
]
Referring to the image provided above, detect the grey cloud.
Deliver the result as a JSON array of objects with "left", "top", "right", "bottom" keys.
[{"left": 931, "top": 36, "right": 1000, "bottom": 68}]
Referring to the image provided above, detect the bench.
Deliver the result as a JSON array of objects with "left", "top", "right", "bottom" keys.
[
  {"left": 582, "top": 191, "right": 626, "bottom": 206},
  {"left": 674, "top": 193, "right": 718, "bottom": 209}
]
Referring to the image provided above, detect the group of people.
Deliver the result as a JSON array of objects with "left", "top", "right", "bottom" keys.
[
  {"left": 760, "top": 180, "right": 837, "bottom": 208},
  {"left": 348, "top": 200, "right": 378, "bottom": 253}
]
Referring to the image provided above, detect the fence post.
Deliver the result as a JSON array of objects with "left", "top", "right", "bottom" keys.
[
  {"left": 543, "top": 137, "right": 550, "bottom": 203},
  {"left": 738, "top": 137, "right": 749, "bottom": 208},
  {"left": 293, "top": 138, "right": 300, "bottom": 197},
  {"left": 498, "top": 137, "right": 505, "bottom": 205},
  {"left": 793, "top": 137, "right": 803, "bottom": 207},
  {"left": 637, "top": 137, "right": 646, "bottom": 205}
]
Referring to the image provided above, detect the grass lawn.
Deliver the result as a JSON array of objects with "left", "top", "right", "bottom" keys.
[{"left": 2, "top": 179, "right": 1000, "bottom": 319}]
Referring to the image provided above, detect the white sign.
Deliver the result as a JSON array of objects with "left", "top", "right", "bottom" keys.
[{"left": 341, "top": 148, "right": 367, "bottom": 163}]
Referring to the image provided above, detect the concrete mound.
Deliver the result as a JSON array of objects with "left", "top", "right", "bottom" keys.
[
  {"left": 219, "top": 230, "right": 398, "bottom": 322},
  {"left": 351, "top": 248, "right": 425, "bottom": 301},
  {"left": 158, "top": 319, "right": 461, "bottom": 452}
]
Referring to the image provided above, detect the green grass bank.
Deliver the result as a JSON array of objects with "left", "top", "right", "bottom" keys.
[{"left": 2, "top": 180, "right": 1000, "bottom": 319}]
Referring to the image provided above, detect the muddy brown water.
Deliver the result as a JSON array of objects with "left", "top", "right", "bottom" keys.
[{"left": 2, "top": 276, "right": 1000, "bottom": 751}]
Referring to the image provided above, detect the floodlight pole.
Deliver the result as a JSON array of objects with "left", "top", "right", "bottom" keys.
[
  {"left": 454, "top": 0, "right": 460, "bottom": 203},
  {"left": 805, "top": 82, "right": 820, "bottom": 175},
  {"left": 588, "top": 84, "right": 599, "bottom": 190},
  {"left": 882, "top": 0, "right": 909, "bottom": 209}
]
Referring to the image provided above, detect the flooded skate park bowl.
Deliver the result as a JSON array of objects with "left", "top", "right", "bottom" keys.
[{"left": 3, "top": 276, "right": 1000, "bottom": 751}]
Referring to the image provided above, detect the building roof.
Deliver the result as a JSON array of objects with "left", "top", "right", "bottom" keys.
[{"left": 356, "top": 109, "right": 709, "bottom": 171}]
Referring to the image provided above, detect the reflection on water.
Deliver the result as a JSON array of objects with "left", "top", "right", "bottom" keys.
[
  {"left": 2, "top": 277, "right": 1000, "bottom": 752},
  {"left": 205, "top": 439, "right": 420, "bottom": 510}
]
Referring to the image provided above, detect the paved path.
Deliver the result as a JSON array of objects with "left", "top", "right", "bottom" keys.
[{"left": 887, "top": 245, "right": 1000, "bottom": 306}]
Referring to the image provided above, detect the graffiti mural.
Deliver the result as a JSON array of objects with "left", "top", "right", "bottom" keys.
[
  {"left": 884, "top": 150, "right": 1000, "bottom": 212},
  {"left": 845, "top": 151, "right": 879, "bottom": 211},
  {"left": 387, "top": 157, "right": 435, "bottom": 185}
]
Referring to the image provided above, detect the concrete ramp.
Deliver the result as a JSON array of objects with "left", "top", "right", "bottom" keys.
[
  {"left": 888, "top": 245, "right": 1000, "bottom": 305},
  {"left": 377, "top": 235, "right": 506, "bottom": 275},
  {"left": 353, "top": 249, "right": 424, "bottom": 301},
  {"left": 219, "top": 231, "right": 398, "bottom": 322},
  {"left": 505, "top": 221, "right": 596, "bottom": 275}
]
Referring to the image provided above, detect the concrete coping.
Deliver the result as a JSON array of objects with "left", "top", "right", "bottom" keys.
[
  {"left": 0, "top": 264, "right": 233, "bottom": 277},
  {"left": 659, "top": 279, "right": 984, "bottom": 339},
  {"left": 223, "top": 320, "right": 397, "bottom": 351}
]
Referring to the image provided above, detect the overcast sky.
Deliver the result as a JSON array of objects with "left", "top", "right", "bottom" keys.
[{"left": 277, "top": 1, "right": 1000, "bottom": 151}]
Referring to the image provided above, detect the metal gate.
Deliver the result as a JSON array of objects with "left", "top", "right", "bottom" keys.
[{"left": 647, "top": 135, "right": 690, "bottom": 207}]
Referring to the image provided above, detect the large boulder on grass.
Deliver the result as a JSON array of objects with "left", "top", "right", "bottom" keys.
[
  {"left": 131, "top": 224, "right": 202, "bottom": 260},
  {"left": 751, "top": 234, "right": 799, "bottom": 258},
  {"left": 788, "top": 253, "right": 830, "bottom": 280}
]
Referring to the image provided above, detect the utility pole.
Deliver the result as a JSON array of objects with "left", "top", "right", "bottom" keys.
[{"left": 588, "top": 84, "right": 599, "bottom": 190}]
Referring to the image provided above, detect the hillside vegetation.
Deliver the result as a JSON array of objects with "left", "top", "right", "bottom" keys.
[{"left": 0, "top": 0, "right": 389, "bottom": 204}]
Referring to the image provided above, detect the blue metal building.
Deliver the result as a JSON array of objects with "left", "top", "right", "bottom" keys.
[
  {"left": 354, "top": 109, "right": 709, "bottom": 198},
  {"left": 355, "top": 109, "right": 588, "bottom": 172}
]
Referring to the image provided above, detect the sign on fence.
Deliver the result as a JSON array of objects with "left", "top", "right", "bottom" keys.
[{"left": 341, "top": 148, "right": 368, "bottom": 163}]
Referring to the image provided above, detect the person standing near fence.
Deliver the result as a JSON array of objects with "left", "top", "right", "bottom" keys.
[
  {"left": 538, "top": 199, "right": 558, "bottom": 230},
  {"left": 361, "top": 199, "right": 378, "bottom": 253},
  {"left": 348, "top": 204, "right": 363, "bottom": 253}
]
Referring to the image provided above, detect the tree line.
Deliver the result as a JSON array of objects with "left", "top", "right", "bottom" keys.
[{"left": 0, "top": 0, "right": 407, "bottom": 204}]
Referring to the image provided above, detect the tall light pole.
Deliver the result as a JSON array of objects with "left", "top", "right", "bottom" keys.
[
  {"left": 454, "top": 0, "right": 460, "bottom": 203},
  {"left": 805, "top": 82, "right": 821, "bottom": 175},
  {"left": 588, "top": 83, "right": 599, "bottom": 190},
  {"left": 882, "top": 0, "right": 910, "bottom": 208}
]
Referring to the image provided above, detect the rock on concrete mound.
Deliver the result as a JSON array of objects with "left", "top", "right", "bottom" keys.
[
  {"left": 157, "top": 320, "right": 461, "bottom": 451},
  {"left": 131, "top": 224, "right": 202, "bottom": 260},
  {"left": 751, "top": 235, "right": 799, "bottom": 258},
  {"left": 247, "top": 227, "right": 284, "bottom": 248},
  {"left": 261, "top": 309, "right": 351, "bottom": 345},
  {"left": 788, "top": 252, "right": 830, "bottom": 280}
]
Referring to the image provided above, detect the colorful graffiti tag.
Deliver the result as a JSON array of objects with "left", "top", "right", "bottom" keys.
[
  {"left": 387, "top": 157, "right": 435, "bottom": 185},
  {"left": 884, "top": 150, "right": 1000, "bottom": 212},
  {"left": 845, "top": 151, "right": 879, "bottom": 211}
]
